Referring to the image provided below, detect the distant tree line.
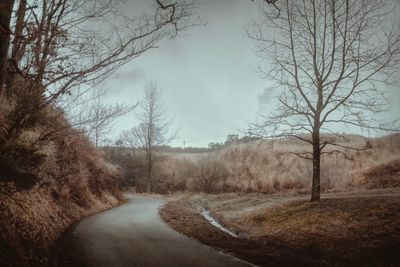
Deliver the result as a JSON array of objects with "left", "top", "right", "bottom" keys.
[
  {"left": 208, "top": 135, "right": 262, "bottom": 150},
  {"left": 113, "top": 134, "right": 262, "bottom": 152}
]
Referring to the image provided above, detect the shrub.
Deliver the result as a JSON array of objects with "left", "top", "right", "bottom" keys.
[{"left": 190, "top": 158, "right": 230, "bottom": 193}]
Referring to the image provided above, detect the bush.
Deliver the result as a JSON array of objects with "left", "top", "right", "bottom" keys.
[
  {"left": 0, "top": 141, "right": 45, "bottom": 188},
  {"left": 190, "top": 158, "right": 230, "bottom": 193}
]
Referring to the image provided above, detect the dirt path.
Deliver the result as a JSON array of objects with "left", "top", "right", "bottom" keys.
[{"left": 53, "top": 194, "right": 250, "bottom": 267}]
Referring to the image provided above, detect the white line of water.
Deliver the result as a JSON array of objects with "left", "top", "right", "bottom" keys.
[{"left": 201, "top": 209, "right": 239, "bottom": 238}]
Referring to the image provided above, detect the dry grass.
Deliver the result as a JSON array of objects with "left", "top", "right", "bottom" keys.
[
  {"left": 149, "top": 134, "right": 400, "bottom": 194},
  {"left": 0, "top": 99, "right": 123, "bottom": 266},
  {"left": 161, "top": 190, "right": 400, "bottom": 266},
  {"left": 0, "top": 184, "right": 120, "bottom": 266},
  {"left": 357, "top": 160, "right": 400, "bottom": 188},
  {"left": 0, "top": 134, "right": 123, "bottom": 267},
  {"left": 236, "top": 196, "right": 400, "bottom": 265},
  {"left": 215, "top": 134, "right": 400, "bottom": 193},
  {"left": 160, "top": 195, "right": 315, "bottom": 266}
]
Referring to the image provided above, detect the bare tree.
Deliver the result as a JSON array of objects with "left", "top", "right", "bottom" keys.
[
  {"left": 252, "top": 0, "right": 280, "bottom": 15},
  {"left": 248, "top": 0, "right": 400, "bottom": 201},
  {"left": 118, "top": 127, "right": 138, "bottom": 152},
  {"left": 3, "top": 0, "right": 200, "bottom": 141},
  {"left": 125, "top": 82, "right": 176, "bottom": 192},
  {"left": 67, "top": 88, "right": 135, "bottom": 147}
]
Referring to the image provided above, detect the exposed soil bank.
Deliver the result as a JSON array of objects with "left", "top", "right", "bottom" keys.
[{"left": 160, "top": 189, "right": 400, "bottom": 267}]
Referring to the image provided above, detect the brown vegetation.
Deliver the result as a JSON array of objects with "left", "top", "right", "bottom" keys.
[
  {"left": 0, "top": 1, "right": 201, "bottom": 266},
  {"left": 0, "top": 1, "right": 201, "bottom": 265},
  {"left": 111, "top": 134, "right": 400, "bottom": 194},
  {"left": 357, "top": 160, "right": 400, "bottom": 189},
  {"left": 161, "top": 190, "right": 400, "bottom": 266},
  {"left": 248, "top": 0, "right": 400, "bottom": 201},
  {"left": 0, "top": 97, "right": 123, "bottom": 267},
  {"left": 120, "top": 83, "right": 176, "bottom": 193},
  {"left": 160, "top": 195, "right": 315, "bottom": 266}
]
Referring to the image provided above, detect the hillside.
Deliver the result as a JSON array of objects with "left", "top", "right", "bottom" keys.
[
  {"left": 0, "top": 99, "right": 123, "bottom": 266},
  {"left": 161, "top": 189, "right": 400, "bottom": 266},
  {"left": 106, "top": 134, "right": 400, "bottom": 194}
]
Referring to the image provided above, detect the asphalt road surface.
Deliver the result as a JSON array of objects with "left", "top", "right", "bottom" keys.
[{"left": 54, "top": 194, "right": 250, "bottom": 267}]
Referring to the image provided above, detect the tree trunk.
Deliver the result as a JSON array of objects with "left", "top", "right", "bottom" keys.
[
  {"left": 311, "top": 82, "right": 323, "bottom": 202},
  {"left": 146, "top": 149, "right": 152, "bottom": 193},
  {"left": 311, "top": 131, "right": 321, "bottom": 202},
  {"left": 11, "top": 0, "right": 26, "bottom": 66},
  {"left": 95, "top": 130, "right": 99, "bottom": 147},
  {"left": 0, "top": 0, "right": 14, "bottom": 93}
]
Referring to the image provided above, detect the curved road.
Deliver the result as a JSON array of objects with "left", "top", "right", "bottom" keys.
[{"left": 54, "top": 195, "right": 250, "bottom": 267}]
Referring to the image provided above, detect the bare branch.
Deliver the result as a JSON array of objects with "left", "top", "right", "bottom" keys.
[
  {"left": 120, "top": 82, "right": 176, "bottom": 192},
  {"left": 248, "top": 0, "right": 400, "bottom": 201}
]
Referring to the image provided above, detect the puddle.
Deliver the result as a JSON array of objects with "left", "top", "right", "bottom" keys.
[{"left": 201, "top": 209, "right": 238, "bottom": 238}]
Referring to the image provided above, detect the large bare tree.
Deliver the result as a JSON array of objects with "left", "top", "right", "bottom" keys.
[
  {"left": 248, "top": 0, "right": 400, "bottom": 201},
  {"left": 123, "top": 82, "right": 175, "bottom": 192}
]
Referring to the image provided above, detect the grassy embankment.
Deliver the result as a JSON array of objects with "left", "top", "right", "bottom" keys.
[
  {"left": 115, "top": 133, "right": 400, "bottom": 193},
  {"left": 161, "top": 189, "right": 400, "bottom": 266},
  {"left": 0, "top": 92, "right": 123, "bottom": 266}
]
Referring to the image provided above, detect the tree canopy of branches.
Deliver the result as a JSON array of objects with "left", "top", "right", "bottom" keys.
[
  {"left": 66, "top": 88, "right": 135, "bottom": 147},
  {"left": 248, "top": 0, "right": 400, "bottom": 201},
  {"left": 121, "top": 82, "right": 176, "bottom": 192},
  {"left": 0, "top": 0, "right": 200, "bottom": 141}
]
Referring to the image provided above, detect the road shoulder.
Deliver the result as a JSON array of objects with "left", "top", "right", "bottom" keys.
[{"left": 160, "top": 190, "right": 400, "bottom": 266}]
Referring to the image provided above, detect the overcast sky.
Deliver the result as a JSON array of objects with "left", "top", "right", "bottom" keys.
[{"left": 102, "top": 0, "right": 400, "bottom": 147}]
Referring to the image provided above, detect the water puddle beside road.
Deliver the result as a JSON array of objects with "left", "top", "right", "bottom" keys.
[{"left": 201, "top": 209, "right": 239, "bottom": 238}]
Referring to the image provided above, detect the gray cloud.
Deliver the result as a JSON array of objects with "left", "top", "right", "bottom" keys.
[{"left": 102, "top": 0, "right": 400, "bottom": 147}]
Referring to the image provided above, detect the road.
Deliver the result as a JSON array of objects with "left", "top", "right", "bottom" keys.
[{"left": 54, "top": 194, "right": 250, "bottom": 267}]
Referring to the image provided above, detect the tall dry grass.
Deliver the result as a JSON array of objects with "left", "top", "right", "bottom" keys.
[
  {"left": 216, "top": 134, "right": 400, "bottom": 193},
  {"left": 142, "top": 134, "right": 400, "bottom": 194},
  {"left": 0, "top": 98, "right": 123, "bottom": 266}
]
